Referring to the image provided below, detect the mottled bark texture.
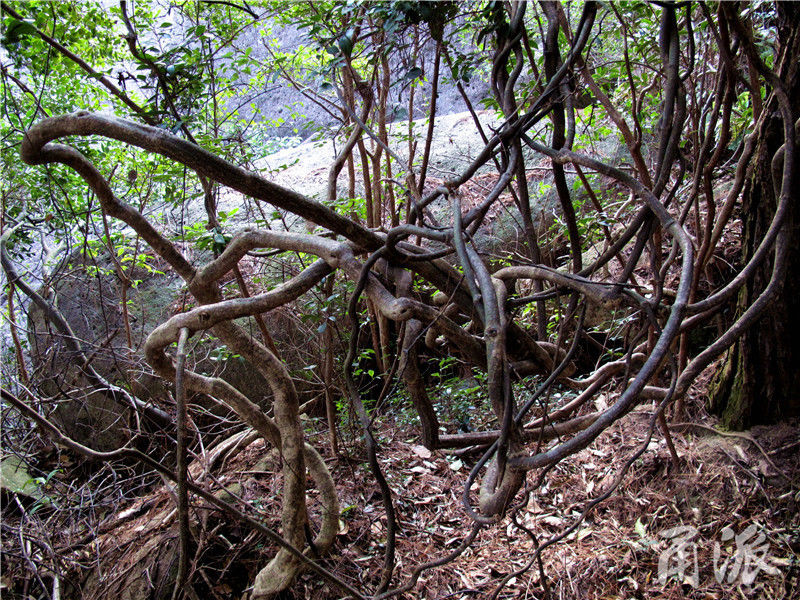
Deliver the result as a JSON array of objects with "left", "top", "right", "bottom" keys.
[{"left": 709, "top": 3, "right": 800, "bottom": 428}]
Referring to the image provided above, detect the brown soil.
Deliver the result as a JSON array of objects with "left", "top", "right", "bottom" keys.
[{"left": 73, "top": 390, "right": 799, "bottom": 600}]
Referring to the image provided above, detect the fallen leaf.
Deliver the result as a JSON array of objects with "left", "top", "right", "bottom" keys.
[
  {"left": 410, "top": 444, "right": 432, "bottom": 459},
  {"left": 542, "top": 515, "right": 563, "bottom": 527},
  {"left": 448, "top": 458, "right": 463, "bottom": 472}
]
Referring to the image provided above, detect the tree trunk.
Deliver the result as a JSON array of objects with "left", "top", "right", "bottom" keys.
[{"left": 709, "top": 3, "right": 800, "bottom": 429}]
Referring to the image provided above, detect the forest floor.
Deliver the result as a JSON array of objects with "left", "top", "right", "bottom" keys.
[
  {"left": 280, "top": 401, "right": 800, "bottom": 600},
  {"left": 3, "top": 370, "right": 797, "bottom": 600},
  {"left": 76, "top": 390, "right": 798, "bottom": 600}
]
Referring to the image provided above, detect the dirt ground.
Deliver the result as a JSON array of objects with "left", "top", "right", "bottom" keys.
[
  {"left": 292, "top": 407, "right": 799, "bottom": 599},
  {"left": 64, "top": 386, "right": 798, "bottom": 600}
]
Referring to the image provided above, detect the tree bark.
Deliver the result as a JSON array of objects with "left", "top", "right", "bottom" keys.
[{"left": 709, "top": 3, "right": 800, "bottom": 428}]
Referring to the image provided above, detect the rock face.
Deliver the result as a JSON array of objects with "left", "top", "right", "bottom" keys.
[
  {"left": 246, "top": 107, "right": 626, "bottom": 264},
  {"left": 26, "top": 252, "right": 183, "bottom": 450},
  {"left": 228, "top": 110, "right": 565, "bottom": 244},
  {"left": 25, "top": 249, "right": 327, "bottom": 449},
  {"left": 234, "top": 17, "right": 492, "bottom": 141}
]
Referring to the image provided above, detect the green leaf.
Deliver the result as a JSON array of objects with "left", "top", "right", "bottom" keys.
[
  {"left": 2, "top": 18, "right": 37, "bottom": 45},
  {"left": 337, "top": 29, "right": 355, "bottom": 57},
  {"left": 391, "top": 106, "right": 409, "bottom": 120},
  {"left": 634, "top": 517, "right": 647, "bottom": 539},
  {"left": 403, "top": 66, "right": 423, "bottom": 81}
]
